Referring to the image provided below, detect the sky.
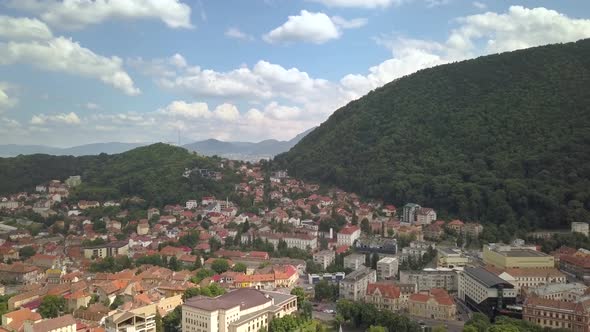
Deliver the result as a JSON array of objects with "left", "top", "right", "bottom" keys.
[{"left": 0, "top": 0, "right": 589, "bottom": 147}]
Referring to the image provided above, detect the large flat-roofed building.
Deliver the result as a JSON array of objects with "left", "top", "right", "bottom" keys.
[
  {"left": 485, "top": 267, "right": 566, "bottom": 293},
  {"left": 437, "top": 247, "right": 469, "bottom": 268},
  {"left": 376, "top": 257, "right": 399, "bottom": 280},
  {"left": 483, "top": 243, "right": 554, "bottom": 269},
  {"left": 526, "top": 283, "right": 589, "bottom": 302},
  {"left": 182, "top": 288, "right": 297, "bottom": 332},
  {"left": 340, "top": 267, "right": 376, "bottom": 301},
  {"left": 105, "top": 304, "right": 156, "bottom": 332},
  {"left": 399, "top": 268, "right": 459, "bottom": 292},
  {"left": 458, "top": 267, "right": 517, "bottom": 319}
]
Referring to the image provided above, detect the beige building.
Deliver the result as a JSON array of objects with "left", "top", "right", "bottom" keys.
[
  {"left": 339, "top": 267, "right": 376, "bottom": 301},
  {"left": 408, "top": 289, "right": 456, "bottom": 320},
  {"left": 343, "top": 254, "right": 365, "bottom": 270},
  {"left": 376, "top": 257, "right": 399, "bottom": 280},
  {"left": 337, "top": 226, "right": 361, "bottom": 246},
  {"left": 83, "top": 241, "right": 129, "bottom": 259},
  {"left": 24, "top": 314, "right": 76, "bottom": 332},
  {"left": 486, "top": 267, "right": 567, "bottom": 293},
  {"left": 437, "top": 248, "right": 469, "bottom": 268},
  {"left": 483, "top": 244, "right": 554, "bottom": 269},
  {"left": 523, "top": 296, "right": 590, "bottom": 332},
  {"left": 105, "top": 304, "right": 156, "bottom": 332},
  {"left": 571, "top": 222, "right": 589, "bottom": 237},
  {"left": 313, "top": 250, "right": 335, "bottom": 270},
  {"left": 365, "top": 283, "right": 404, "bottom": 312},
  {"left": 182, "top": 288, "right": 297, "bottom": 332}
]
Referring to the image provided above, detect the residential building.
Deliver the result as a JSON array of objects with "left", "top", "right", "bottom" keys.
[
  {"left": 527, "top": 283, "right": 589, "bottom": 302},
  {"left": 365, "top": 283, "right": 404, "bottom": 311},
  {"left": 399, "top": 268, "right": 459, "bottom": 292},
  {"left": 523, "top": 296, "right": 590, "bottom": 332},
  {"left": 571, "top": 222, "right": 589, "bottom": 237},
  {"left": 105, "top": 304, "right": 156, "bottom": 332},
  {"left": 246, "top": 233, "right": 317, "bottom": 251},
  {"left": 415, "top": 208, "right": 436, "bottom": 225},
  {"left": 446, "top": 220, "right": 464, "bottom": 233},
  {"left": 0, "top": 263, "right": 39, "bottom": 284},
  {"left": 559, "top": 253, "right": 590, "bottom": 285},
  {"left": 23, "top": 314, "right": 76, "bottom": 332},
  {"left": 483, "top": 243, "right": 554, "bottom": 269},
  {"left": 343, "top": 254, "right": 366, "bottom": 270},
  {"left": 376, "top": 257, "right": 399, "bottom": 280},
  {"left": 83, "top": 241, "right": 129, "bottom": 259},
  {"left": 308, "top": 272, "right": 346, "bottom": 284},
  {"left": 401, "top": 241, "right": 435, "bottom": 262},
  {"left": 403, "top": 203, "right": 421, "bottom": 223},
  {"left": 0, "top": 201, "right": 19, "bottom": 210},
  {"left": 458, "top": 267, "right": 517, "bottom": 319},
  {"left": 339, "top": 267, "right": 376, "bottom": 301},
  {"left": 354, "top": 237, "right": 397, "bottom": 255},
  {"left": 337, "top": 226, "right": 361, "bottom": 246},
  {"left": 313, "top": 250, "right": 335, "bottom": 270},
  {"left": 65, "top": 175, "right": 82, "bottom": 187},
  {"left": 2, "top": 308, "right": 42, "bottom": 331},
  {"left": 182, "top": 288, "right": 297, "bottom": 332},
  {"left": 437, "top": 247, "right": 469, "bottom": 268},
  {"left": 186, "top": 200, "right": 198, "bottom": 210},
  {"left": 464, "top": 223, "right": 484, "bottom": 238},
  {"left": 137, "top": 220, "right": 150, "bottom": 236},
  {"left": 424, "top": 224, "right": 444, "bottom": 241},
  {"left": 408, "top": 289, "right": 456, "bottom": 320}
]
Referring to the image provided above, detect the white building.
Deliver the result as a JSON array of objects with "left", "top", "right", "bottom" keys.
[
  {"left": 343, "top": 253, "right": 366, "bottom": 270},
  {"left": 376, "top": 257, "right": 399, "bottom": 280},
  {"left": 182, "top": 288, "right": 297, "bottom": 332},
  {"left": 415, "top": 208, "right": 437, "bottom": 225},
  {"left": 571, "top": 222, "right": 589, "bottom": 237},
  {"left": 186, "top": 200, "right": 198, "bottom": 210},
  {"left": 458, "top": 267, "right": 517, "bottom": 318},
  {"left": 339, "top": 267, "right": 376, "bottom": 301},
  {"left": 337, "top": 226, "right": 361, "bottom": 246},
  {"left": 313, "top": 250, "right": 336, "bottom": 270}
]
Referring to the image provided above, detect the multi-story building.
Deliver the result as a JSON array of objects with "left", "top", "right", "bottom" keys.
[
  {"left": 65, "top": 175, "right": 82, "bottom": 187},
  {"left": 24, "top": 314, "right": 76, "bottom": 332},
  {"left": 354, "top": 237, "right": 397, "bottom": 255},
  {"left": 486, "top": 267, "right": 567, "bottom": 293},
  {"left": 464, "top": 223, "right": 484, "bottom": 238},
  {"left": 399, "top": 268, "right": 459, "bottom": 292},
  {"left": 560, "top": 253, "right": 590, "bottom": 285},
  {"left": 571, "top": 222, "right": 589, "bottom": 237},
  {"left": 244, "top": 233, "right": 317, "bottom": 251},
  {"left": 376, "top": 257, "right": 399, "bottom": 280},
  {"left": 339, "top": 267, "right": 376, "bottom": 301},
  {"left": 343, "top": 254, "right": 366, "bottom": 270},
  {"left": 0, "top": 201, "right": 20, "bottom": 210},
  {"left": 337, "top": 226, "right": 361, "bottom": 246},
  {"left": 408, "top": 289, "right": 456, "bottom": 320},
  {"left": 401, "top": 241, "right": 435, "bottom": 262},
  {"left": 402, "top": 203, "right": 421, "bottom": 223},
  {"left": 186, "top": 200, "right": 198, "bottom": 210},
  {"left": 83, "top": 241, "right": 129, "bottom": 259},
  {"left": 182, "top": 288, "right": 297, "bottom": 332},
  {"left": 105, "top": 304, "right": 156, "bottom": 332},
  {"left": 313, "top": 250, "right": 335, "bottom": 270},
  {"left": 415, "top": 208, "right": 437, "bottom": 225},
  {"left": 483, "top": 243, "right": 554, "bottom": 269},
  {"left": 458, "top": 267, "right": 517, "bottom": 319},
  {"left": 527, "top": 283, "right": 589, "bottom": 302},
  {"left": 365, "top": 283, "right": 404, "bottom": 312},
  {"left": 437, "top": 247, "right": 469, "bottom": 268},
  {"left": 523, "top": 296, "right": 590, "bottom": 332},
  {"left": 0, "top": 263, "right": 39, "bottom": 284}
]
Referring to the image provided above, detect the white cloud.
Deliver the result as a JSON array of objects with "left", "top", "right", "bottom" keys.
[
  {"left": 7, "top": 0, "right": 193, "bottom": 30},
  {"left": 225, "top": 27, "right": 255, "bottom": 41},
  {"left": 472, "top": 1, "right": 486, "bottom": 10},
  {"left": 264, "top": 10, "right": 341, "bottom": 44},
  {"left": 31, "top": 112, "right": 81, "bottom": 125},
  {"left": 426, "top": 0, "right": 450, "bottom": 8},
  {"left": 85, "top": 102, "right": 100, "bottom": 110},
  {"left": 0, "top": 83, "right": 17, "bottom": 111},
  {"left": 160, "top": 100, "right": 212, "bottom": 119},
  {"left": 0, "top": 15, "right": 53, "bottom": 40},
  {"left": 331, "top": 16, "right": 368, "bottom": 29},
  {"left": 308, "top": 0, "right": 404, "bottom": 9},
  {"left": 0, "top": 37, "right": 140, "bottom": 95},
  {"left": 214, "top": 103, "right": 240, "bottom": 122},
  {"left": 169, "top": 53, "right": 187, "bottom": 68}
]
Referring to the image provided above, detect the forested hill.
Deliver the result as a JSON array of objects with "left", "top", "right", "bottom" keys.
[
  {"left": 276, "top": 39, "right": 590, "bottom": 230},
  {"left": 0, "top": 143, "right": 239, "bottom": 206}
]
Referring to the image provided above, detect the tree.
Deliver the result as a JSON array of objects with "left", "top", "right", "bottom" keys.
[
  {"left": 162, "top": 305, "right": 181, "bottom": 332},
  {"left": 314, "top": 280, "right": 338, "bottom": 301},
  {"left": 367, "top": 326, "right": 387, "bottom": 332},
  {"left": 182, "top": 287, "right": 200, "bottom": 301},
  {"left": 268, "top": 315, "right": 299, "bottom": 332},
  {"left": 433, "top": 325, "right": 447, "bottom": 332},
  {"left": 301, "top": 300, "right": 313, "bottom": 320},
  {"left": 290, "top": 287, "right": 305, "bottom": 309},
  {"left": 168, "top": 256, "right": 180, "bottom": 271},
  {"left": 191, "top": 268, "right": 215, "bottom": 284},
  {"left": 211, "top": 259, "right": 230, "bottom": 274},
  {"left": 18, "top": 246, "right": 35, "bottom": 260},
  {"left": 361, "top": 219, "right": 371, "bottom": 234},
  {"left": 311, "top": 205, "right": 320, "bottom": 214},
  {"left": 38, "top": 295, "right": 66, "bottom": 318},
  {"left": 110, "top": 295, "right": 125, "bottom": 309},
  {"left": 320, "top": 237, "right": 329, "bottom": 250},
  {"left": 155, "top": 312, "right": 163, "bottom": 332},
  {"left": 232, "top": 262, "right": 247, "bottom": 273}
]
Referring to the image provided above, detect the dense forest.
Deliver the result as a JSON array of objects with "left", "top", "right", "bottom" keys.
[
  {"left": 277, "top": 39, "right": 590, "bottom": 230},
  {"left": 0, "top": 143, "right": 240, "bottom": 206}
]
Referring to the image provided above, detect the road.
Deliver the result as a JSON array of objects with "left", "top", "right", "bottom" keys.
[{"left": 409, "top": 316, "right": 465, "bottom": 332}]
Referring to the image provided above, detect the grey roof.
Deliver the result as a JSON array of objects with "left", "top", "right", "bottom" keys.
[
  {"left": 464, "top": 267, "right": 514, "bottom": 289},
  {"left": 184, "top": 288, "right": 271, "bottom": 311},
  {"left": 342, "top": 267, "right": 375, "bottom": 282}
]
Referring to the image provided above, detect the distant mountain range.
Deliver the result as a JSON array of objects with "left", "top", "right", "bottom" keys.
[{"left": 0, "top": 127, "right": 316, "bottom": 159}]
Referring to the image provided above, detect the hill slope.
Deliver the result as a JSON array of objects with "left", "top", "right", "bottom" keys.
[
  {"left": 0, "top": 143, "right": 239, "bottom": 206},
  {"left": 277, "top": 40, "right": 590, "bottom": 229}
]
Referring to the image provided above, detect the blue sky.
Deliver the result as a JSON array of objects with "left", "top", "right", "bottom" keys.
[{"left": 0, "top": 0, "right": 589, "bottom": 146}]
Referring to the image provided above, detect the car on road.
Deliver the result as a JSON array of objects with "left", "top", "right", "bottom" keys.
[{"left": 323, "top": 309, "right": 335, "bottom": 314}]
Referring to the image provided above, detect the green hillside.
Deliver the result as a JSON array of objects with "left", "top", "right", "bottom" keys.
[
  {"left": 0, "top": 143, "right": 239, "bottom": 206},
  {"left": 277, "top": 39, "right": 590, "bottom": 230}
]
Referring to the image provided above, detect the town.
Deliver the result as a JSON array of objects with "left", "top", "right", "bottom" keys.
[{"left": 0, "top": 161, "right": 589, "bottom": 332}]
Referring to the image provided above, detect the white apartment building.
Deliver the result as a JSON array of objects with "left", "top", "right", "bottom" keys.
[
  {"left": 343, "top": 253, "right": 366, "bottom": 270},
  {"left": 337, "top": 226, "right": 361, "bottom": 246},
  {"left": 376, "top": 257, "right": 399, "bottom": 280},
  {"left": 571, "top": 222, "right": 589, "bottom": 237},
  {"left": 182, "top": 289, "right": 297, "bottom": 332},
  {"left": 105, "top": 304, "right": 156, "bottom": 332},
  {"left": 313, "top": 250, "right": 336, "bottom": 270},
  {"left": 339, "top": 267, "right": 376, "bottom": 301},
  {"left": 186, "top": 200, "right": 198, "bottom": 210}
]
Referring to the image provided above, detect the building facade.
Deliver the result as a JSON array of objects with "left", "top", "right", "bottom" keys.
[
  {"left": 343, "top": 254, "right": 366, "bottom": 271},
  {"left": 523, "top": 296, "right": 590, "bottom": 332},
  {"left": 483, "top": 244, "right": 554, "bottom": 269},
  {"left": 339, "top": 267, "right": 377, "bottom": 301},
  {"left": 458, "top": 267, "right": 517, "bottom": 319},
  {"left": 313, "top": 250, "right": 335, "bottom": 270},
  {"left": 408, "top": 289, "right": 456, "bottom": 320},
  {"left": 376, "top": 257, "right": 399, "bottom": 280},
  {"left": 400, "top": 268, "right": 459, "bottom": 292}
]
